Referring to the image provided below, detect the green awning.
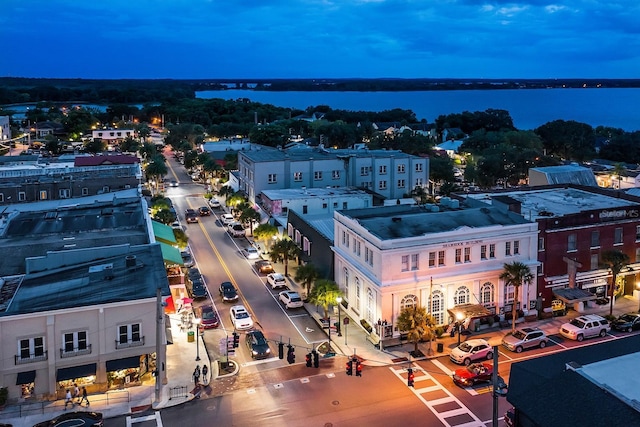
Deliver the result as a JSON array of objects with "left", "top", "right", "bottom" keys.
[
  {"left": 152, "top": 220, "right": 178, "bottom": 245},
  {"left": 159, "top": 242, "right": 183, "bottom": 266}
]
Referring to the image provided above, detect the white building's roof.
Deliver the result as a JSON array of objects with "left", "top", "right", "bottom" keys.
[
  {"left": 578, "top": 352, "right": 640, "bottom": 407},
  {"left": 262, "top": 186, "right": 370, "bottom": 201}
]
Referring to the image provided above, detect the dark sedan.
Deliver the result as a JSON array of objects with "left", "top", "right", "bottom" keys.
[
  {"left": 219, "top": 281, "right": 239, "bottom": 302},
  {"left": 196, "top": 304, "right": 219, "bottom": 329},
  {"left": 33, "top": 412, "right": 103, "bottom": 427},
  {"left": 191, "top": 278, "right": 207, "bottom": 299},
  {"left": 245, "top": 330, "right": 271, "bottom": 359},
  {"left": 255, "top": 259, "right": 274, "bottom": 274},
  {"left": 612, "top": 313, "right": 640, "bottom": 332},
  {"left": 452, "top": 362, "right": 493, "bottom": 387},
  {"left": 198, "top": 206, "right": 211, "bottom": 216}
]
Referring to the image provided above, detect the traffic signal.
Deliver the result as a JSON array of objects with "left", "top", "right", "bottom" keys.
[
  {"left": 278, "top": 342, "right": 284, "bottom": 359},
  {"left": 346, "top": 359, "right": 353, "bottom": 376},
  {"left": 232, "top": 332, "right": 239, "bottom": 348},
  {"left": 305, "top": 353, "right": 312, "bottom": 367},
  {"left": 407, "top": 368, "right": 415, "bottom": 387},
  {"left": 355, "top": 360, "right": 362, "bottom": 377},
  {"left": 312, "top": 350, "right": 319, "bottom": 368},
  {"left": 287, "top": 345, "right": 295, "bottom": 364}
]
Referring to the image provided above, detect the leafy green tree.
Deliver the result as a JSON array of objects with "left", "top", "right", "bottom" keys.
[
  {"left": 139, "top": 142, "right": 157, "bottom": 160},
  {"left": 172, "top": 228, "right": 189, "bottom": 250},
  {"left": 253, "top": 223, "right": 278, "bottom": 252},
  {"left": 395, "top": 305, "right": 436, "bottom": 355},
  {"left": 294, "top": 263, "right": 320, "bottom": 298},
  {"left": 429, "top": 155, "right": 455, "bottom": 183},
  {"left": 500, "top": 262, "right": 534, "bottom": 333},
  {"left": 269, "top": 238, "right": 300, "bottom": 276},
  {"left": 601, "top": 250, "right": 630, "bottom": 317},
  {"left": 120, "top": 136, "right": 140, "bottom": 153},
  {"left": 84, "top": 139, "right": 105, "bottom": 154},
  {"left": 535, "top": 120, "right": 596, "bottom": 161},
  {"left": 145, "top": 154, "right": 168, "bottom": 193},
  {"left": 239, "top": 207, "right": 261, "bottom": 236},
  {"left": 307, "top": 279, "right": 341, "bottom": 321},
  {"left": 44, "top": 135, "right": 62, "bottom": 155},
  {"left": 249, "top": 123, "right": 288, "bottom": 147},
  {"left": 154, "top": 209, "right": 175, "bottom": 225}
]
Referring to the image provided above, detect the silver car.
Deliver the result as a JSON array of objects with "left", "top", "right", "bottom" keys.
[{"left": 501, "top": 327, "right": 548, "bottom": 353}]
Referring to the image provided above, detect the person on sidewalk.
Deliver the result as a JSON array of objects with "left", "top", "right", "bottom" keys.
[
  {"left": 79, "top": 386, "right": 90, "bottom": 407},
  {"left": 64, "top": 389, "right": 73, "bottom": 410},
  {"left": 201, "top": 364, "right": 208, "bottom": 385},
  {"left": 73, "top": 383, "right": 80, "bottom": 403}
]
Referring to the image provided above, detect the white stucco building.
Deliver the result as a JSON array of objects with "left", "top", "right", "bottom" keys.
[{"left": 333, "top": 201, "right": 539, "bottom": 340}]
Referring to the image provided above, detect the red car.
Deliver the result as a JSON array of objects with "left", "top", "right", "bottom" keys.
[
  {"left": 452, "top": 362, "right": 493, "bottom": 387},
  {"left": 196, "top": 305, "right": 219, "bottom": 329}
]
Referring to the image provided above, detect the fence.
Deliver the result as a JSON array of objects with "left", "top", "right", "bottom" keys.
[{"left": 169, "top": 385, "right": 188, "bottom": 400}]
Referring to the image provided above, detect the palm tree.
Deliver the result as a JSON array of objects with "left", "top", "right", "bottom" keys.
[
  {"left": 396, "top": 305, "right": 436, "bottom": 356},
  {"left": 294, "top": 263, "right": 320, "bottom": 298},
  {"left": 601, "top": 249, "right": 630, "bottom": 317},
  {"left": 144, "top": 155, "right": 168, "bottom": 195},
  {"left": 500, "top": 261, "right": 534, "bottom": 333},
  {"left": 254, "top": 223, "right": 278, "bottom": 253},
  {"left": 613, "top": 163, "right": 625, "bottom": 189},
  {"left": 239, "top": 207, "right": 261, "bottom": 236},
  {"left": 307, "top": 279, "right": 341, "bottom": 321},
  {"left": 269, "top": 238, "right": 300, "bottom": 276}
]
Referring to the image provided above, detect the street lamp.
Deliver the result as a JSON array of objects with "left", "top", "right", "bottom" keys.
[
  {"left": 456, "top": 312, "right": 465, "bottom": 346},
  {"left": 194, "top": 318, "right": 201, "bottom": 361},
  {"left": 336, "top": 297, "right": 343, "bottom": 337}
]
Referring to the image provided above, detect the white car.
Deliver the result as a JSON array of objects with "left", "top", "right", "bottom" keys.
[
  {"left": 229, "top": 222, "right": 246, "bottom": 237},
  {"left": 208, "top": 198, "right": 221, "bottom": 208},
  {"left": 229, "top": 305, "right": 254, "bottom": 330},
  {"left": 559, "top": 314, "right": 610, "bottom": 341},
  {"left": 243, "top": 246, "right": 260, "bottom": 259},
  {"left": 220, "top": 213, "right": 235, "bottom": 226},
  {"left": 279, "top": 291, "right": 304, "bottom": 309},
  {"left": 266, "top": 273, "right": 287, "bottom": 289},
  {"left": 450, "top": 338, "right": 493, "bottom": 365}
]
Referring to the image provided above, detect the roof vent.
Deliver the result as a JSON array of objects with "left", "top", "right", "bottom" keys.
[
  {"left": 392, "top": 217, "right": 402, "bottom": 222},
  {"left": 126, "top": 255, "right": 137, "bottom": 268}
]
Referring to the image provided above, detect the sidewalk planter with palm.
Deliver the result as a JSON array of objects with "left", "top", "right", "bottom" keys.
[
  {"left": 396, "top": 306, "right": 436, "bottom": 357},
  {"left": 307, "top": 279, "right": 341, "bottom": 322},
  {"left": 601, "top": 249, "right": 630, "bottom": 317},
  {"left": 500, "top": 261, "right": 534, "bottom": 334},
  {"left": 294, "top": 263, "right": 319, "bottom": 299},
  {"left": 270, "top": 238, "right": 300, "bottom": 276}
]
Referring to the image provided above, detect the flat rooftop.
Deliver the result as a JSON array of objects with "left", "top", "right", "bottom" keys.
[
  {"left": 466, "top": 187, "right": 634, "bottom": 220},
  {"left": 341, "top": 204, "right": 531, "bottom": 240},
  {"left": 262, "top": 186, "right": 370, "bottom": 201},
  {"left": 1, "top": 243, "right": 169, "bottom": 316},
  {"left": 241, "top": 145, "right": 420, "bottom": 162},
  {"left": 0, "top": 190, "right": 149, "bottom": 275}
]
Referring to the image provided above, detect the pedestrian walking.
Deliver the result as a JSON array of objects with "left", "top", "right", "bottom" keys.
[
  {"left": 73, "top": 383, "right": 80, "bottom": 403},
  {"left": 201, "top": 364, "right": 208, "bottom": 385},
  {"left": 64, "top": 389, "right": 73, "bottom": 410},
  {"left": 79, "top": 386, "right": 90, "bottom": 407}
]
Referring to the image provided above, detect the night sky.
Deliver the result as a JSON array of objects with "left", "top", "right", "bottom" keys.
[{"left": 3, "top": 0, "right": 639, "bottom": 80}]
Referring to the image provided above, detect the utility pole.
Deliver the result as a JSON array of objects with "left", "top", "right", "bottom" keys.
[{"left": 155, "top": 286, "right": 164, "bottom": 404}]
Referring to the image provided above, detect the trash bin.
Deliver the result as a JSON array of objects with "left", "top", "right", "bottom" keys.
[
  {"left": 437, "top": 342, "right": 444, "bottom": 353},
  {"left": 187, "top": 331, "right": 195, "bottom": 342}
]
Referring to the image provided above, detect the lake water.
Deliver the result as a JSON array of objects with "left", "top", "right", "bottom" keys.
[{"left": 197, "top": 88, "right": 640, "bottom": 132}]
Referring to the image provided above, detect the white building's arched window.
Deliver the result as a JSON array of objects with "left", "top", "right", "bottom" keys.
[
  {"left": 454, "top": 286, "right": 470, "bottom": 305},
  {"left": 400, "top": 294, "right": 418, "bottom": 310},
  {"left": 366, "top": 288, "right": 375, "bottom": 323},
  {"left": 429, "top": 290, "right": 445, "bottom": 325},
  {"left": 480, "top": 282, "right": 494, "bottom": 304},
  {"left": 355, "top": 277, "right": 361, "bottom": 313},
  {"left": 343, "top": 268, "right": 349, "bottom": 300}
]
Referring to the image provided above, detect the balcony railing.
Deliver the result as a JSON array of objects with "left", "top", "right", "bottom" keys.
[
  {"left": 115, "top": 336, "right": 145, "bottom": 349},
  {"left": 60, "top": 344, "right": 92, "bottom": 358},
  {"left": 15, "top": 351, "right": 48, "bottom": 365}
]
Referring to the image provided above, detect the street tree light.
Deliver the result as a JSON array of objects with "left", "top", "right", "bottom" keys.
[
  {"left": 336, "top": 296, "right": 343, "bottom": 337},
  {"left": 456, "top": 312, "right": 465, "bottom": 346},
  {"left": 194, "top": 318, "right": 201, "bottom": 361}
]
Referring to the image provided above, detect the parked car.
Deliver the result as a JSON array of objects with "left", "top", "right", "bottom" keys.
[
  {"left": 279, "top": 290, "right": 304, "bottom": 309},
  {"left": 229, "top": 222, "right": 245, "bottom": 237},
  {"left": 198, "top": 206, "right": 211, "bottom": 216},
  {"left": 219, "top": 281, "right": 239, "bottom": 302},
  {"left": 243, "top": 246, "right": 260, "bottom": 259},
  {"left": 450, "top": 339, "right": 493, "bottom": 365},
  {"left": 266, "top": 273, "right": 287, "bottom": 289},
  {"left": 187, "top": 267, "right": 202, "bottom": 281},
  {"left": 245, "top": 330, "right": 271, "bottom": 359},
  {"left": 33, "top": 412, "right": 104, "bottom": 427},
  {"left": 255, "top": 259, "right": 274, "bottom": 274},
  {"left": 220, "top": 213, "right": 235, "bottom": 226},
  {"left": 185, "top": 209, "right": 199, "bottom": 223},
  {"left": 501, "top": 327, "right": 548, "bottom": 353},
  {"left": 559, "top": 314, "right": 610, "bottom": 341},
  {"left": 180, "top": 251, "right": 194, "bottom": 268},
  {"left": 196, "top": 304, "right": 219, "bottom": 329},
  {"left": 230, "top": 305, "right": 254, "bottom": 330},
  {"left": 170, "top": 180, "right": 179, "bottom": 187},
  {"left": 452, "top": 362, "right": 493, "bottom": 387},
  {"left": 208, "top": 198, "right": 221, "bottom": 208},
  {"left": 191, "top": 278, "right": 207, "bottom": 299},
  {"left": 171, "top": 220, "right": 182, "bottom": 230},
  {"left": 611, "top": 312, "right": 640, "bottom": 332}
]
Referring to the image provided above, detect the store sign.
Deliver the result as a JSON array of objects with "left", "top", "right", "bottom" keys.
[
  {"left": 599, "top": 209, "right": 639, "bottom": 220},
  {"left": 443, "top": 239, "right": 483, "bottom": 248}
]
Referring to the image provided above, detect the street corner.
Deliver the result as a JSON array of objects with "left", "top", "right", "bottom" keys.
[{"left": 215, "top": 358, "right": 240, "bottom": 379}]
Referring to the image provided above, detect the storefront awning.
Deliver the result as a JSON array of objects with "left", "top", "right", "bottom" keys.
[
  {"left": 56, "top": 363, "right": 97, "bottom": 381},
  {"left": 16, "top": 370, "right": 36, "bottom": 385},
  {"left": 553, "top": 288, "right": 598, "bottom": 303},
  {"left": 159, "top": 242, "right": 183, "bottom": 266},
  {"left": 447, "top": 303, "right": 493, "bottom": 320},
  {"left": 106, "top": 356, "right": 141, "bottom": 371}
]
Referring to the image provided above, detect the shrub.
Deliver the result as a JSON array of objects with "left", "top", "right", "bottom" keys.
[
  {"left": 434, "top": 327, "right": 444, "bottom": 338},
  {"left": 0, "top": 387, "right": 8, "bottom": 406}
]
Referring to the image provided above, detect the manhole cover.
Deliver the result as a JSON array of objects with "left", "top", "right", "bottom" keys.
[{"left": 331, "top": 400, "right": 340, "bottom": 406}]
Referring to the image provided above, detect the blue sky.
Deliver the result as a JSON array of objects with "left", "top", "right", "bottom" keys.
[{"left": 2, "top": 0, "right": 639, "bottom": 79}]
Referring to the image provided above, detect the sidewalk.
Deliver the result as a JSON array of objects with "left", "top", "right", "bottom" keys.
[{"left": 0, "top": 312, "right": 211, "bottom": 427}]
